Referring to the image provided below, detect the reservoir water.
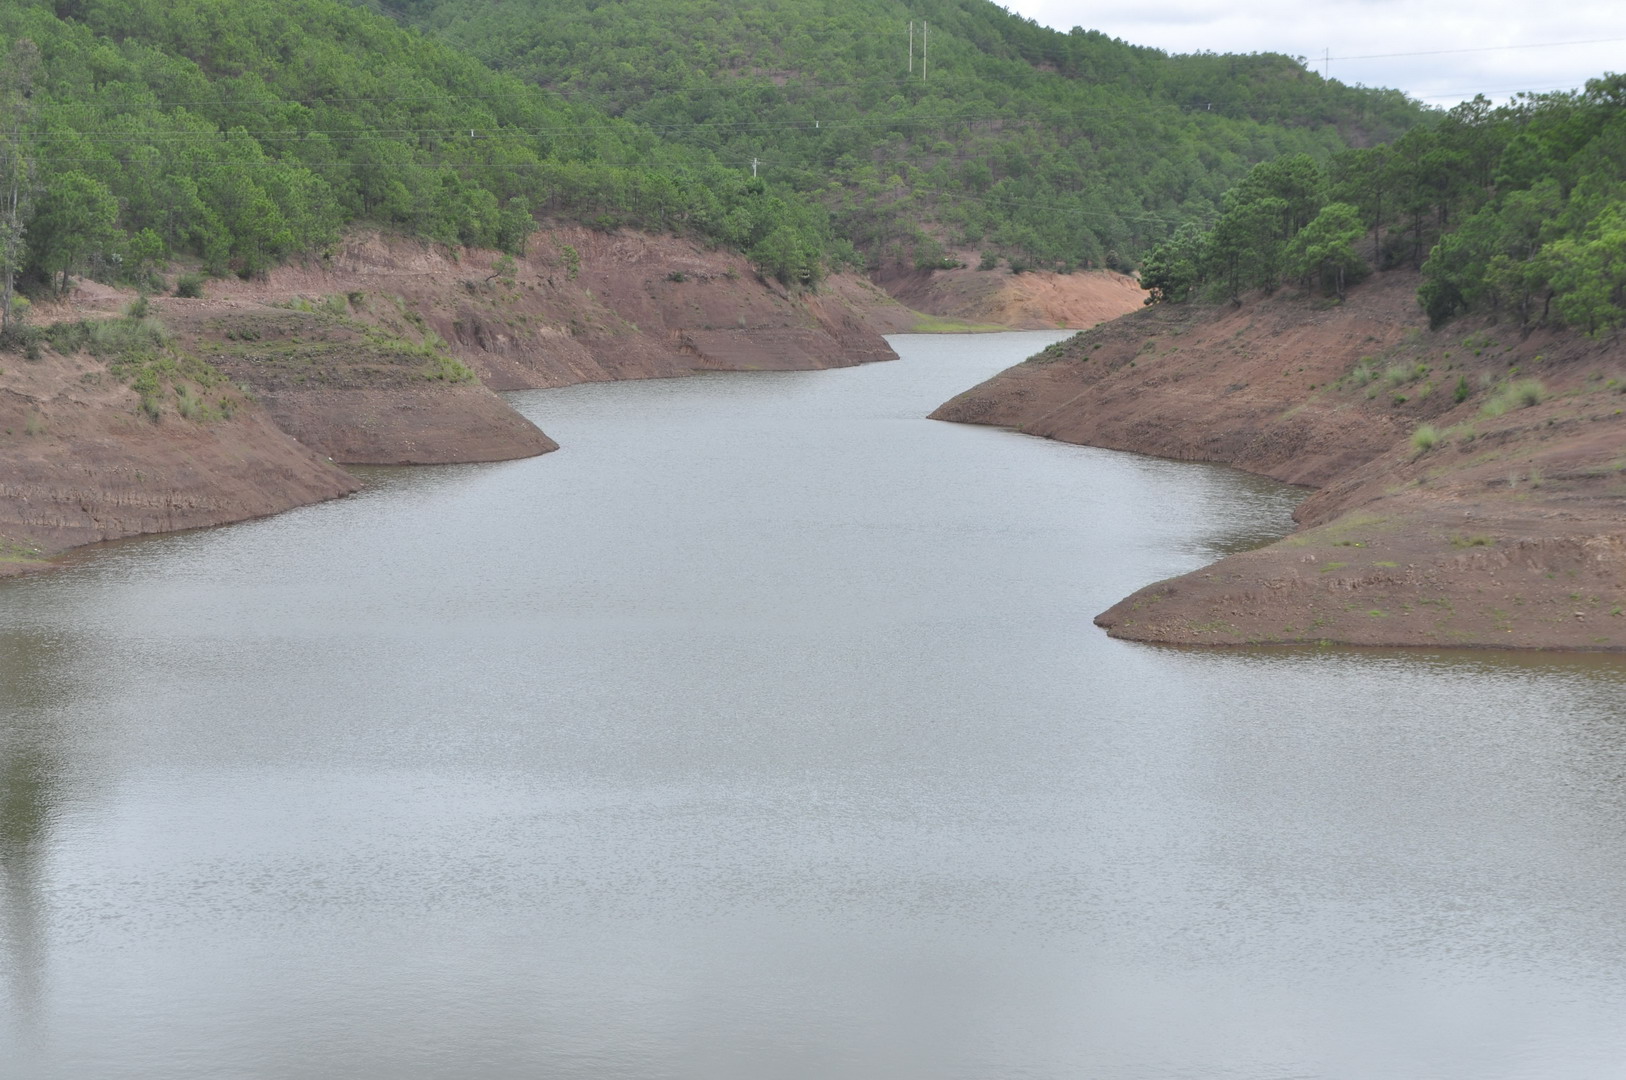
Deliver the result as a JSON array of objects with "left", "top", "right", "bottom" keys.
[{"left": 3, "top": 332, "right": 1625, "bottom": 1079}]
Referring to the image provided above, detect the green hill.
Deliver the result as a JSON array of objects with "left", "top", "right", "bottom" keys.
[
  {"left": 1135, "top": 76, "right": 1626, "bottom": 337},
  {"left": 0, "top": 0, "right": 839, "bottom": 310},
  {"left": 0, "top": 0, "right": 1441, "bottom": 321},
  {"left": 379, "top": 0, "right": 1427, "bottom": 270}
]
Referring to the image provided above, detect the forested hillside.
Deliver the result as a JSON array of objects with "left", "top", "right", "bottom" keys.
[
  {"left": 376, "top": 0, "right": 1426, "bottom": 271},
  {"left": 1138, "top": 76, "right": 1626, "bottom": 336},
  {"left": 0, "top": 0, "right": 843, "bottom": 315},
  {"left": 0, "top": 0, "right": 1447, "bottom": 321}
]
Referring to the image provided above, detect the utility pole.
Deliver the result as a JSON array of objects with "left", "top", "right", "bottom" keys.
[
  {"left": 752, "top": 157, "right": 759, "bottom": 178},
  {"left": 1324, "top": 47, "right": 1329, "bottom": 78}
]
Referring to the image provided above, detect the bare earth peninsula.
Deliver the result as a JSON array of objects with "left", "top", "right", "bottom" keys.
[{"left": 932, "top": 272, "right": 1626, "bottom": 651}]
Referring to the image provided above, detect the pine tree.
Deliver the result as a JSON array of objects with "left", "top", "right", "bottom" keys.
[{"left": 0, "top": 38, "right": 39, "bottom": 335}]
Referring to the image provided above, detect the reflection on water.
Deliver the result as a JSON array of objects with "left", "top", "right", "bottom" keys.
[
  {"left": 1188, "top": 469, "right": 1310, "bottom": 558},
  {"left": 0, "top": 630, "right": 61, "bottom": 1040},
  {"left": 1, "top": 332, "right": 1624, "bottom": 1080}
]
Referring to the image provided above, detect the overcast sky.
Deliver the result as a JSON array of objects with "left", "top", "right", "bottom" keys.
[{"left": 999, "top": 0, "right": 1624, "bottom": 108}]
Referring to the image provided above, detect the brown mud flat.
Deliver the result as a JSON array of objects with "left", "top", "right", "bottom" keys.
[{"left": 932, "top": 272, "right": 1626, "bottom": 650}]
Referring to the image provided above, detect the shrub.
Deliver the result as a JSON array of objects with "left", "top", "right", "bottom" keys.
[
  {"left": 45, "top": 317, "right": 170, "bottom": 358},
  {"left": 174, "top": 273, "right": 206, "bottom": 299},
  {"left": 175, "top": 385, "right": 202, "bottom": 420},
  {"left": 1483, "top": 378, "right": 1547, "bottom": 417},
  {"left": 0, "top": 318, "right": 43, "bottom": 359},
  {"left": 1411, "top": 424, "right": 1440, "bottom": 452},
  {"left": 1513, "top": 378, "right": 1546, "bottom": 407}
]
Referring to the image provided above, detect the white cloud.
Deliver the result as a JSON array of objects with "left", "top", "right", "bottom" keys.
[{"left": 999, "top": 0, "right": 1625, "bottom": 106}]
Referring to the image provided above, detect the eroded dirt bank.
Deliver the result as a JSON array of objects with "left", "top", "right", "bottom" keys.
[
  {"left": 2, "top": 226, "right": 903, "bottom": 571},
  {"left": 0, "top": 344, "right": 360, "bottom": 575},
  {"left": 932, "top": 273, "right": 1626, "bottom": 650},
  {"left": 159, "top": 299, "right": 559, "bottom": 466},
  {"left": 873, "top": 264, "right": 1145, "bottom": 330},
  {"left": 208, "top": 229, "right": 898, "bottom": 391}
]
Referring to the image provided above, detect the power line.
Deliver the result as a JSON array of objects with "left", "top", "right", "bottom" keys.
[
  {"left": 25, "top": 5, "right": 1599, "bottom": 247},
  {"left": 1408, "top": 82, "right": 1590, "bottom": 103},
  {"left": 23, "top": 113, "right": 1052, "bottom": 140},
  {"left": 1327, "top": 37, "right": 1626, "bottom": 62},
  {"left": 14, "top": 51, "right": 1590, "bottom": 233},
  {"left": 19, "top": 18, "right": 1415, "bottom": 120},
  {"left": 27, "top": 74, "right": 1305, "bottom": 148},
  {"left": 32, "top": 0, "right": 1604, "bottom": 128},
  {"left": 14, "top": 145, "right": 1199, "bottom": 234}
]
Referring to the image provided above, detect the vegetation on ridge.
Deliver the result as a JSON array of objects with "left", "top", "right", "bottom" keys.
[
  {"left": 374, "top": 0, "right": 1427, "bottom": 272},
  {"left": 0, "top": 0, "right": 843, "bottom": 321},
  {"left": 1139, "top": 76, "right": 1626, "bottom": 337}
]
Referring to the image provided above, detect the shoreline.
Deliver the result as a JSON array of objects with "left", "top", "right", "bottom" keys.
[
  {"left": 931, "top": 274, "right": 1625, "bottom": 652},
  {"left": 0, "top": 231, "right": 889, "bottom": 573},
  {"left": 3, "top": 235, "right": 1144, "bottom": 578}
]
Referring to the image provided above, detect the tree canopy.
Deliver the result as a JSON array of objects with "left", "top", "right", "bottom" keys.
[
  {"left": 0, "top": 0, "right": 845, "bottom": 293},
  {"left": 1138, "top": 76, "right": 1626, "bottom": 337},
  {"left": 376, "top": 0, "right": 1427, "bottom": 272},
  {"left": 21, "top": 0, "right": 1554, "bottom": 313}
]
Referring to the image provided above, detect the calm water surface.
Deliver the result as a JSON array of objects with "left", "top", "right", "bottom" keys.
[{"left": 3, "top": 333, "right": 1625, "bottom": 1080}]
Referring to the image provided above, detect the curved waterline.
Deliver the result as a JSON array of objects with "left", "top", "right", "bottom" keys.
[{"left": 2, "top": 333, "right": 1624, "bottom": 1080}]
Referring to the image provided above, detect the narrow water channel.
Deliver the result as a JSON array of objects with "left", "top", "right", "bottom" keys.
[{"left": 2, "top": 332, "right": 1624, "bottom": 1079}]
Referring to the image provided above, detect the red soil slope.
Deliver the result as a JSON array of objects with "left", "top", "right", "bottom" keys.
[
  {"left": 0, "top": 345, "right": 358, "bottom": 572},
  {"left": 874, "top": 265, "right": 1145, "bottom": 330},
  {"left": 933, "top": 273, "right": 1626, "bottom": 650},
  {"left": 2, "top": 226, "right": 899, "bottom": 571}
]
